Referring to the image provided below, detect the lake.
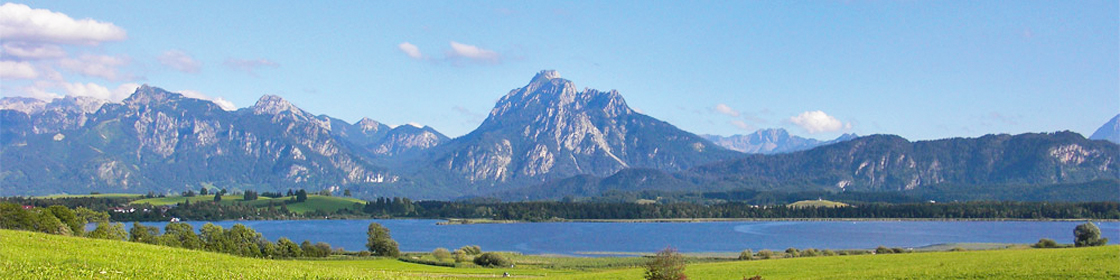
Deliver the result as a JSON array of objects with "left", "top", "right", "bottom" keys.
[{"left": 126, "top": 220, "right": 1120, "bottom": 256}]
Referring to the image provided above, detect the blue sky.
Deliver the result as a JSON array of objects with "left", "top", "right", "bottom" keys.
[{"left": 1, "top": 1, "right": 1116, "bottom": 140}]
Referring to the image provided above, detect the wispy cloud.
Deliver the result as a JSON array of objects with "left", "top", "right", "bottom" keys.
[
  {"left": 713, "top": 103, "right": 740, "bottom": 117},
  {"left": 62, "top": 82, "right": 138, "bottom": 102},
  {"left": 788, "top": 110, "right": 851, "bottom": 134},
  {"left": 398, "top": 42, "right": 423, "bottom": 59},
  {"left": 1, "top": 42, "right": 65, "bottom": 60},
  {"left": 447, "top": 41, "right": 499, "bottom": 63},
  {"left": 224, "top": 58, "right": 278, "bottom": 76},
  {"left": 0, "top": 3, "right": 126, "bottom": 45},
  {"left": 158, "top": 50, "right": 201, "bottom": 73}
]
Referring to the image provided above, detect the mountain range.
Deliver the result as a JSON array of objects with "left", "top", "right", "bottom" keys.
[{"left": 2, "top": 71, "right": 1117, "bottom": 201}]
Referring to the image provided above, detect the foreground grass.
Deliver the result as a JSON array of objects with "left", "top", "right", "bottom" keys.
[
  {"left": 555, "top": 246, "right": 1120, "bottom": 280},
  {"left": 2, "top": 229, "right": 1117, "bottom": 279},
  {"left": 0, "top": 229, "right": 570, "bottom": 279}
]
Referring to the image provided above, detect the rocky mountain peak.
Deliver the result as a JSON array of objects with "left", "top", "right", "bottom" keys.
[
  {"left": 356, "top": 117, "right": 383, "bottom": 132},
  {"left": 251, "top": 95, "right": 301, "bottom": 116},
  {"left": 1089, "top": 114, "right": 1120, "bottom": 144},
  {"left": 123, "top": 84, "right": 183, "bottom": 106},
  {"left": 47, "top": 96, "right": 110, "bottom": 114},
  {"left": 0, "top": 97, "right": 48, "bottom": 114}
]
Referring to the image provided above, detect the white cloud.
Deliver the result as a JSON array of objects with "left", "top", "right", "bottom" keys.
[
  {"left": 398, "top": 42, "right": 423, "bottom": 59},
  {"left": 158, "top": 50, "right": 201, "bottom": 73},
  {"left": 2, "top": 42, "right": 65, "bottom": 59},
  {"left": 0, "top": 60, "right": 39, "bottom": 79},
  {"left": 447, "top": 41, "right": 499, "bottom": 63},
  {"left": 0, "top": 3, "right": 126, "bottom": 45},
  {"left": 62, "top": 82, "right": 112, "bottom": 100},
  {"left": 58, "top": 54, "right": 130, "bottom": 80},
  {"left": 788, "top": 110, "right": 851, "bottom": 133},
  {"left": 730, "top": 120, "right": 753, "bottom": 130},
  {"left": 178, "top": 89, "right": 236, "bottom": 111},
  {"left": 224, "top": 58, "right": 278, "bottom": 76},
  {"left": 713, "top": 103, "right": 739, "bottom": 117}
]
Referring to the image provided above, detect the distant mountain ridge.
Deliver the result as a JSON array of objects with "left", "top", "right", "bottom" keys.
[
  {"left": 1089, "top": 114, "right": 1120, "bottom": 144},
  {"left": 702, "top": 129, "right": 857, "bottom": 154},
  {"left": 2, "top": 71, "right": 1117, "bottom": 203}
]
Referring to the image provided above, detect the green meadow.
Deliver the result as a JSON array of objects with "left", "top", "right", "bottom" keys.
[
  {"left": 131, "top": 194, "right": 365, "bottom": 214},
  {"left": 2, "top": 229, "right": 1116, "bottom": 280}
]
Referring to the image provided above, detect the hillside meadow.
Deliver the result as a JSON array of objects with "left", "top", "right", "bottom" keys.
[{"left": 2, "top": 229, "right": 1117, "bottom": 280}]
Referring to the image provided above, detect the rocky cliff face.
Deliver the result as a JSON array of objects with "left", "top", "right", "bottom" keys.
[
  {"left": 431, "top": 70, "right": 741, "bottom": 186},
  {"left": 702, "top": 129, "right": 857, "bottom": 154}
]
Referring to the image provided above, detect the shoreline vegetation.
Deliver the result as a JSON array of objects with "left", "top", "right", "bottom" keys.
[{"left": 3, "top": 193, "right": 1118, "bottom": 223}]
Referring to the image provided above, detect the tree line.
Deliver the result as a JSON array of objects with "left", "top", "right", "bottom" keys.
[{"left": 0, "top": 203, "right": 335, "bottom": 259}]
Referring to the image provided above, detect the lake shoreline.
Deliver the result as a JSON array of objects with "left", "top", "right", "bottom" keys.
[{"left": 436, "top": 217, "right": 1120, "bottom": 225}]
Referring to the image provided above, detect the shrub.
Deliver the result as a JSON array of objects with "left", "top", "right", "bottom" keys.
[
  {"left": 784, "top": 247, "right": 800, "bottom": 257},
  {"left": 473, "top": 252, "right": 511, "bottom": 267},
  {"left": 644, "top": 247, "right": 687, "bottom": 280},
  {"left": 1033, "top": 238, "right": 1060, "bottom": 248},
  {"left": 799, "top": 248, "right": 820, "bottom": 257},
  {"left": 822, "top": 249, "right": 837, "bottom": 256},
  {"left": 433, "top": 248, "right": 452, "bottom": 261},
  {"left": 756, "top": 249, "right": 775, "bottom": 259},
  {"left": 366, "top": 223, "right": 399, "bottom": 257},
  {"left": 738, "top": 249, "right": 753, "bottom": 260},
  {"left": 875, "top": 246, "right": 892, "bottom": 254}
]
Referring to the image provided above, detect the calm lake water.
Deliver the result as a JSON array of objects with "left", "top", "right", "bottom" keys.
[{"left": 126, "top": 220, "right": 1119, "bottom": 256}]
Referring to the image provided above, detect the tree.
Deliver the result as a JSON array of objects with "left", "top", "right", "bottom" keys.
[
  {"left": 784, "top": 247, "right": 800, "bottom": 257},
  {"left": 645, "top": 247, "right": 687, "bottom": 280},
  {"left": 46, "top": 205, "right": 82, "bottom": 236},
  {"left": 87, "top": 222, "right": 127, "bottom": 240},
  {"left": 433, "top": 247, "right": 452, "bottom": 261},
  {"left": 164, "top": 222, "right": 203, "bottom": 249},
  {"left": 1074, "top": 222, "right": 1109, "bottom": 247},
  {"left": 366, "top": 222, "right": 399, "bottom": 257},
  {"left": 453, "top": 249, "right": 468, "bottom": 262},
  {"left": 129, "top": 222, "right": 160, "bottom": 244},
  {"left": 344, "top": 189, "right": 352, "bottom": 197},
  {"left": 277, "top": 237, "right": 302, "bottom": 258},
  {"left": 214, "top": 192, "right": 222, "bottom": 202},
  {"left": 200, "top": 188, "right": 208, "bottom": 196},
  {"left": 296, "top": 189, "right": 308, "bottom": 202},
  {"left": 756, "top": 249, "right": 775, "bottom": 259},
  {"left": 244, "top": 190, "right": 258, "bottom": 201},
  {"left": 473, "top": 252, "right": 511, "bottom": 267}
]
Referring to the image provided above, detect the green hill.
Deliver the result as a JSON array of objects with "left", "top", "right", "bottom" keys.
[
  {"left": 787, "top": 199, "right": 849, "bottom": 208},
  {"left": 2, "top": 229, "right": 1117, "bottom": 279},
  {"left": 131, "top": 195, "right": 365, "bottom": 214}
]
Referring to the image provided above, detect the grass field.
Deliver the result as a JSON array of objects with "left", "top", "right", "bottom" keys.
[
  {"left": 2, "top": 229, "right": 1117, "bottom": 280},
  {"left": 787, "top": 199, "right": 849, "bottom": 208},
  {"left": 131, "top": 194, "right": 364, "bottom": 214}
]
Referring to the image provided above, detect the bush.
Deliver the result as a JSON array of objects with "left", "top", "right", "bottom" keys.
[
  {"left": 756, "top": 249, "right": 775, "bottom": 259},
  {"left": 1033, "top": 238, "right": 1060, "bottom": 248},
  {"left": 875, "top": 246, "right": 892, "bottom": 254},
  {"left": 1074, "top": 222, "right": 1109, "bottom": 247},
  {"left": 822, "top": 249, "right": 837, "bottom": 256},
  {"left": 799, "top": 248, "right": 820, "bottom": 257},
  {"left": 453, "top": 250, "right": 468, "bottom": 263},
  {"left": 473, "top": 252, "right": 511, "bottom": 267},
  {"left": 644, "top": 247, "right": 687, "bottom": 280},
  {"left": 784, "top": 247, "right": 800, "bottom": 257},
  {"left": 459, "top": 245, "right": 482, "bottom": 255},
  {"left": 432, "top": 248, "right": 452, "bottom": 261},
  {"left": 738, "top": 249, "right": 753, "bottom": 260}
]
